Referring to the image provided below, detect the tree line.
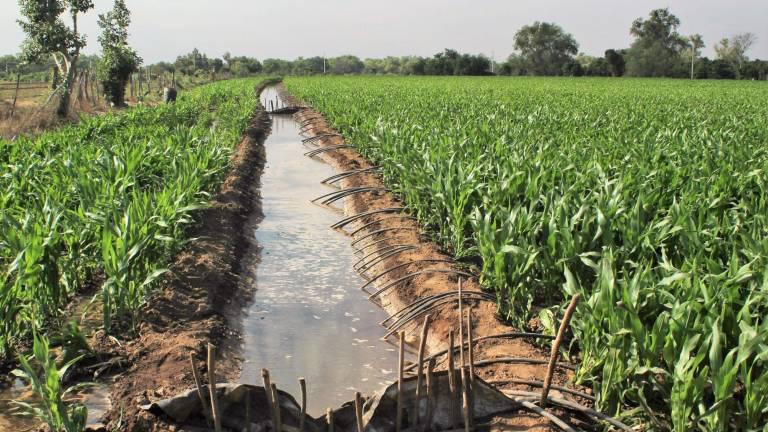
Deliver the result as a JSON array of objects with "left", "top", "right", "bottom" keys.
[
  {"left": 153, "top": 8, "right": 763, "bottom": 80},
  {"left": 501, "top": 9, "right": 765, "bottom": 80},
  {"left": 140, "top": 49, "right": 493, "bottom": 78},
  {"left": 7, "top": 3, "right": 766, "bottom": 118}
]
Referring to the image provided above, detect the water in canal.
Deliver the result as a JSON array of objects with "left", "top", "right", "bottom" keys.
[{"left": 238, "top": 87, "right": 400, "bottom": 415}]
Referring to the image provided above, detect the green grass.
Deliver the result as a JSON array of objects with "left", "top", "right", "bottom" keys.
[
  {"left": 285, "top": 76, "right": 768, "bottom": 431},
  {"left": 0, "top": 78, "right": 263, "bottom": 359}
]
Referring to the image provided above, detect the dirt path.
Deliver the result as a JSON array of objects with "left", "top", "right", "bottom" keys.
[{"left": 103, "top": 88, "right": 271, "bottom": 432}]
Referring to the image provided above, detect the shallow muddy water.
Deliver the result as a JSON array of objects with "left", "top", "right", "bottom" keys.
[
  {"left": 0, "top": 377, "right": 110, "bottom": 431},
  {"left": 0, "top": 299, "right": 111, "bottom": 430},
  {"left": 239, "top": 87, "right": 400, "bottom": 415}
]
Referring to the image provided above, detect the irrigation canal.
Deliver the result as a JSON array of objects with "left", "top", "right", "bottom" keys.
[
  {"left": 0, "top": 86, "right": 400, "bottom": 428},
  {"left": 237, "top": 86, "right": 400, "bottom": 415}
]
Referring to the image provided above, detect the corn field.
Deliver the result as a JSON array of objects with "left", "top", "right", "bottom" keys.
[
  {"left": 285, "top": 76, "right": 768, "bottom": 431},
  {"left": 0, "top": 78, "right": 261, "bottom": 359}
]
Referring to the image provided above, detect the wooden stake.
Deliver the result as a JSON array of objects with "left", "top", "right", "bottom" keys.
[
  {"left": 467, "top": 307, "right": 475, "bottom": 380},
  {"left": 460, "top": 367, "right": 472, "bottom": 432},
  {"left": 447, "top": 330, "right": 458, "bottom": 428},
  {"left": 458, "top": 278, "right": 465, "bottom": 368},
  {"left": 188, "top": 354, "right": 212, "bottom": 426},
  {"left": 414, "top": 314, "right": 431, "bottom": 427},
  {"left": 327, "top": 408, "right": 334, "bottom": 432},
  {"left": 396, "top": 331, "right": 405, "bottom": 432},
  {"left": 262, "top": 369, "right": 277, "bottom": 430},
  {"left": 207, "top": 344, "right": 222, "bottom": 432},
  {"left": 10, "top": 73, "right": 20, "bottom": 118},
  {"left": 271, "top": 383, "right": 282, "bottom": 432},
  {"left": 425, "top": 358, "right": 435, "bottom": 431},
  {"left": 355, "top": 391, "right": 364, "bottom": 432},
  {"left": 299, "top": 377, "right": 307, "bottom": 432},
  {"left": 541, "top": 294, "right": 581, "bottom": 408},
  {"left": 146, "top": 66, "right": 152, "bottom": 95}
]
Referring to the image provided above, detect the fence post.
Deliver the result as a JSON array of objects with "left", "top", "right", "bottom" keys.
[
  {"left": 91, "top": 70, "right": 97, "bottom": 105},
  {"left": 146, "top": 66, "right": 152, "bottom": 95},
  {"left": 138, "top": 70, "right": 143, "bottom": 101},
  {"left": 10, "top": 72, "right": 21, "bottom": 118}
]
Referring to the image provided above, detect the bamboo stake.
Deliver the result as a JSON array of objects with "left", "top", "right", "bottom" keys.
[
  {"left": 460, "top": 367, "right": 472, "bottom": 432},
  {"left": 541, "top": 294, "right": 581, "bottom": 408},
  {"left": 207, "top": 344, "right": 222, "bottom": 432},
  {"left": 272, "top": 383, "right": 282, "bottom": 432},
  {"left": 355, "top": 392, "right": 364, "bottom": 432},
  {"left": 299, "top": 377, "right": 307, "bottom": 432},
  {"left": 188, "top": 354, "right": 212, "bottom": 426},
  {"left": 396, "top": 331, "right": 405, "bottom": 432},
  {"left": 414, "top": 314, "right": 431, "bottom": 427},
  {"left": 447, "top": 330, "right": 458, "bottom": 428},
  {"left": 425, "top": 358, "right": 435, "bottom": 431},
  {"left": 458, "top": 278, "right": 465, "bottom": 368},
  {"left": 467, "top": 307, "right": 475, "bottom": 380},
  {"left": 262, "top": 369, "right": 277, "bottom": 430},
  {"left": 327, "top": 408, "right": 334, "bottom": 432}
]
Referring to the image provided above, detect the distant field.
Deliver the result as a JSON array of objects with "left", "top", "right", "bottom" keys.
[{"left": 285, "top": 76, "right": 768, "bottom": 430}]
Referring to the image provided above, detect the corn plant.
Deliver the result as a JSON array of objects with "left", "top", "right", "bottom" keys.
[
  {"left": 12, "top": 332, "right": 88, "bottom": 432},
  {"left": 0, "top": 78, "right": 262, "bottom": 356},
  {"left": 285, "top": 76, "right": 768, "bottom": 430}
]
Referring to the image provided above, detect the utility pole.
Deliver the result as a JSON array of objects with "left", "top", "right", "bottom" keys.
[{"left": 323, "top": 56, "right": 326, "bottom": 74}]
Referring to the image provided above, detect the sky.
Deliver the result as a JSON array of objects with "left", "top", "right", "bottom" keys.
[{"left": 1, "top": 0, "right": 767, "bottom": 64}]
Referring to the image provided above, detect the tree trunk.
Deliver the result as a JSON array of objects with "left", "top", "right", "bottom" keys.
[{"left": 56, "top": 56, "right": 78, "bottom": 118}]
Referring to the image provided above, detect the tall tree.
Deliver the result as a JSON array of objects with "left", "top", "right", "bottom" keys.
[
  {"left": 604, "top": 49, "right": 626, "bottom": 77},
  {"left": 625, "top": 8, "right": 687, "bottom": 77},
  {"left": 513, "top": 22, "right": 578, "bottom": 76},
  {"left": 17, "top": 0, "right": 95, "bottom": 117},
  {"left": 715, "top": 33, "right": 757, "bottom": 78},
  {"left": 329, "top": 55, "right": 364, "bottom": 74},
  {"left": 97, "top": 0, "right": 140, "bottom": 107},
  {"left": 687, "top": 34, "right": 705, "bottom": 79}
]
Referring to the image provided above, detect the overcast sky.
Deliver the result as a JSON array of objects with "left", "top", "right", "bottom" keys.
[{"left": 1, "top": 0, "right": 766, "bottom": 63}]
